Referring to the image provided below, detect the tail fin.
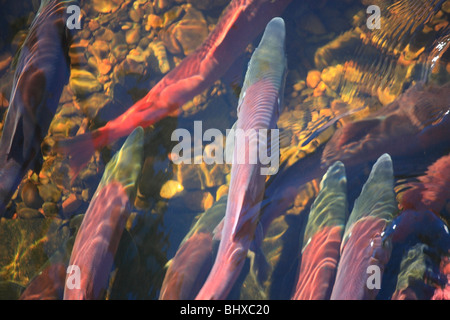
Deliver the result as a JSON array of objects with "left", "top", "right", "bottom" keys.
[{"left": 54, "top": 132, "right": 97, "bottom": 183}]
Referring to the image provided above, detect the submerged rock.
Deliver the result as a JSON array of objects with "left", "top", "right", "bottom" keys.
[
  {"left": 162, "top": 4, "right": 208, "bottom": 56},
  {"left": 69, "top": 69, "right": 102, "bottom": 97},
  {"left": 92, "top": 0, "right": 122, "bottom": 13}
]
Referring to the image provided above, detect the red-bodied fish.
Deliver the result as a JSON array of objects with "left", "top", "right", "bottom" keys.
[
  {"left": 432, "top": 256, "right": 450, "bottom": 300},
  {"left": 330, "top": 154, "right": 397, "bottom": 300},
  {"left": 400, "top": 154, "right": 450, "bottom": 221},
  {"left": 0, "top": 0, "right": 76, "bottom": 217},
  {"left": 159, "top": 196, "right": 227, "bottom": 300},
  {"left": 63, "top": 127, "right": 143, "bottom": 300},
  {"left": 292, "top": 161, "right": 348, "bottom": 300},
  {"left": 195, "top": 17, "right": 287, "bottom": 300},
  {"left": 19, "top": 261, "right": 67, "bottom": 300},
  {"left": 259, "top": 82, "right": 450, "bottom": 241},
  {"left": 55, "top": 0, "right": 292, "bottom": 180}
]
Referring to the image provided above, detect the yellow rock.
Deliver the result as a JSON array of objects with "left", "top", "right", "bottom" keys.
[
  {"left": 146, "top": 14, "right": 163, "bottom": 31},
  {"left": 216, "top": 184, "right": 229, "bottom": 201},
  {"left": 162, "top": 5, "right": 208, "bottom": 56},
  {"left": 148, "top": 41, "right": 171, "bottom": 74},
  {"left": 306, "top": 70, "right": 322, "bottom": 89},
  {"left": 127, "top": 48, "right": 146, "bottom": 63},
  {"left": 160, "top": 180, "right": 184, "bottom": 199},
  {"left": 321, "top": 64, "right": 344, "bottom": 91},
  {"left": 69, "top": 69, "right": 102, "bottom": 96},
  {"left": 126, "top": 26, "right": 141, "bottom": 45},
  {"left": 313, "top": 81, "right": 327, "bottom": 97},
  {"left": 92, "top": 0, "right": 122, "bottom": 13}
]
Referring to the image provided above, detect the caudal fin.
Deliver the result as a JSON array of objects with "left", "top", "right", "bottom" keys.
[{"left": 54, "top": 132, "right": 97, "bottom": 183}]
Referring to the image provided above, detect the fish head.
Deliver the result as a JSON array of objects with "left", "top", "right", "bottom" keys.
[{"left": 237, "top": 17, "right": 287, "bottom": 118}]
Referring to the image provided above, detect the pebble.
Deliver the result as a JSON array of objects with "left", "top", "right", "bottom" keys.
[
  {"left": 127, "top": 48, "right": 147, "bottom": 63},
  {"left": 313, "top": 81, "right": 327, "bottom": 97},
  {"left": 162, "top": 5, "right": 208, "bottom": 56},
  {"left": 89, "top": 40, "right": 110, "bottom": 60},
  {"left": 145, "top": 14, "right": 164, "bottom": 31},
  {"left": 69, "top": 42, "right": 89, "bottom": 66},
  {"left": 38, "top": 183, "right": 62, "bottom": 203},
  {"left": 69, "top": 69, "right": 103, "bottom": 96},
  {"left": 17, "top": 208, "right": 44, "bottom": 219},
  {"left": 306, "top": 70, "right": 322, "bottom": 89},
  {"left": 129, "top": 8, "right": 142, "bottom": 22},
  {"left": 112, "top": 44, "right": 129, "bottom": 61},
  {"left": 62, "top": 194, "right": 83, "bottom": 218},
  {"left": 92, "top": 0, "right": 122, "bottom": 13},
  {"left": 160, "top": 180, "right": 184, "bottom": 199},
  {"left": 88, "top": 19, "right": 100, "bottom": 32},
  {"left": 49, "top": 116, "right": 80, "bottom": 137},
  {"left": 21, "top": 181, "right": 44, "bottom": 209},
  {"left": 42, "top": 202, "right": 59, "bottom": 217},
  {"left": 443, "top": 0, "right": 450, "bottom": 13},
  {"left": 320, "top": 64, "right": 343, "bottom": 91},
  {"left": 96, "top": 28, "right": 115, "bottom": 42},
  {"left": 126, "top": 26, "right": 141, "bottom": 44},
  {"left": 293, "top": 80, "right": 306, "bottom": 92},
  {"left": 148, "top": 41, "right": 171, "bottom": 74}
]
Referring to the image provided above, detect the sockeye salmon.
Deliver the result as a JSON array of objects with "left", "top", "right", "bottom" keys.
[
  {"left": 195, "top": 17, "right": 287, "bottom": 300},
  {"left": 0, "top": 0, "right": 77, "bottom": 217}
]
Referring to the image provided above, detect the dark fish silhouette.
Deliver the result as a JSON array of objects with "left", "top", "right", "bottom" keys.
[{"left": 0, "top": 0, "right": 77, "bottom": 217}]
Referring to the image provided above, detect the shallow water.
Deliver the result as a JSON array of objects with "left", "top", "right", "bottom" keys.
[{"left": 0, "top": 0, "right": 449, "bottom": 300}]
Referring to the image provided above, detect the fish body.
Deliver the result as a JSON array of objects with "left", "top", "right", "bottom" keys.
[
  {"left": 330, "top": 154, "right": 397, "bottom": 300},
  {"left": 20, "top": 261, "right": 67, "bottom": 300},
  {"left": 63, "top": 127, "right": 144, "bottom": 300},
  {"left": 159, "top": 196, "right": 227, "bottom": 300},
  {"left": 56, "top": 0, "right": 292, "bottom": 179},
  {"left": 0, "top": 0, "right": 76, "bottom": 216},
  {"left": 292, "top": 161, "right": 347, "bottom": 300},
  {"left": 195, "top": 17, "right": 287, "bottom": 300}
]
